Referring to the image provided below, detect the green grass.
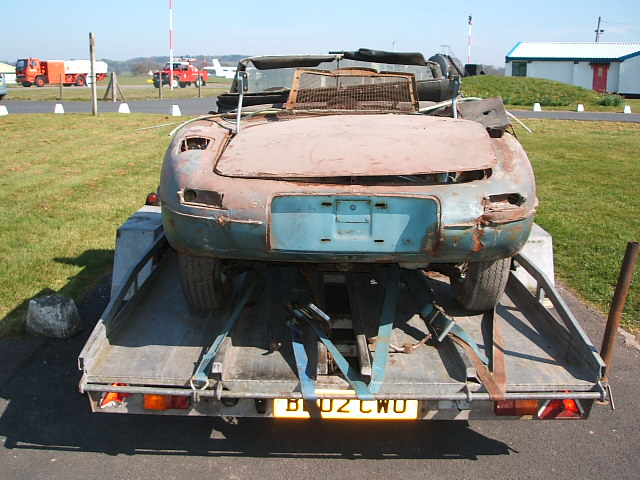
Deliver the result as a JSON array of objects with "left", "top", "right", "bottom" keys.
[
  {"left": 6, "top": 76, "right": 232, "bottom": 101},
  {"left": 514, "top": 119, "right": 639, "bottom": 331},
  {"left": 0, "top": 115, "right": 638, "bottom": 340},
  {"left": 462, "top": 75, "right": 640, "bottom": 112},
  {"left": 0, "top": 114, "right": 169, "bottom": 339}
]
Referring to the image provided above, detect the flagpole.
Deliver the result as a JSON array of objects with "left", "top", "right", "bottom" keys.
[{"left": 169, "top": 0, "right": 174, "bottom": 90}]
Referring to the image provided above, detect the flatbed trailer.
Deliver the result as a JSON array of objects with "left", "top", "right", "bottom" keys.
[{"left": 79, "top": 207, "right": 606, "bottom": 420}]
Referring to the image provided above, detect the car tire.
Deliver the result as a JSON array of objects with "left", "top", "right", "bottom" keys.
[
  {"left": 194, "top": 78, "right": 201, "bottom": 87},
  {"left": 75, "top": 75, "right": 86, "bottom": 87},
  {"left": 172, "top": 76, "right": 179, "bottom": 89},
  {"left": 179, "top": 82, "right": 188, "bottom": 88},
  {"left": 153, "top": 79, "right": 160, "bottom": 88},
  {"left": 178, "top": 253, "right": 231, "bottom": 309},
  {"left": 451, "top": 258, "right": 511, "bottom": 311},
  {"left": 35, "top": 76, "right": 45, "bottom": 87}
]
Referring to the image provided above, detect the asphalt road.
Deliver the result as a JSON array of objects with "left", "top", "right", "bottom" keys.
[
  {"left": 1, "top": 98, "right": 218, "bottom": 116},
  {"left": 2, "top": 98, "right": 640, "bottom": 122},
  {"left": 1, "top": 276, "right": 638, "bottom": 479}
]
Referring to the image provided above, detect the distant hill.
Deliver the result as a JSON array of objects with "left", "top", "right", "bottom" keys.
[{"left": 99, "top": 55, "right": 247, "bottom": 75}]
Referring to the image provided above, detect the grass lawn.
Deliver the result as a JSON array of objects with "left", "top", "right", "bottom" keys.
[
  {"left": 462, "top": 75, "right": 640, "bottom": 112},
  {"left": 0, "top": 114, "right": 638, "bottom": 340},
  {"left": 0, "top": 114, "right": 169, "bottom": 338},
  {"left": 6, "top": 76, "right": 232, "bottom": 101},
  {"left": 514, "top": 119, "right": 639, "bottom": 331}
]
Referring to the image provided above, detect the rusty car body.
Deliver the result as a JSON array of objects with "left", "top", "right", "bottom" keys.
[{"left": 159, "top": 49, "right": 537, "bottom": 311}]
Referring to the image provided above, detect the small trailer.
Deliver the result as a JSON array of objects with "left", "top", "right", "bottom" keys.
[{"left": 78, "top": 207, "right": 607, "bottom": 420}]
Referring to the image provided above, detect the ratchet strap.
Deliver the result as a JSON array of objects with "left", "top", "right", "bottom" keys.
[
  {"left": 269, "top": 267, "right": 374, "bottom": 401},
  {"left": 191, "top": 271, "right": 262, "bottom": 388},
  {"left": 368, "top": 264, "right": 400, "bottom": 394},
  {"left": 450, "top": 308, "right": 507, "bottom": 400}
]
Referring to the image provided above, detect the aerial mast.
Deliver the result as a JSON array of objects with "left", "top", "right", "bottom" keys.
[
  {"left": 594, "top": 16, "right": 604, "bottom": 42},
  {"left": 467, "top": 14, "right": 472, "bottom": 65}
]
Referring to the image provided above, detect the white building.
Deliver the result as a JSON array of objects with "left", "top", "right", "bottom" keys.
[
  {"left": 505, "top": 42, "right": 640, "bottom": 96},
  {"left": 0, "top": 61, "right": 16, "bottom": 84}
]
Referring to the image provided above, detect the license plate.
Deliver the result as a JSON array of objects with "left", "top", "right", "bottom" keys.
[{"left": 273, "top": 398, "right": 419, "bottom": 419}]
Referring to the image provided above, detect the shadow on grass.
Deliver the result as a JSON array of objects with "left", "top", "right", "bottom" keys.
[{"left": 0, "top": 249, "right": 113, "bottom": 341}]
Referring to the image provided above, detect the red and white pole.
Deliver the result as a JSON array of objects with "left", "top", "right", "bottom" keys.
[
  {"left": 169, "top": 0, "right": 174, "bottom": 90},
  {"left": 467, "top": 14, "right": 472, "bottom": 65}
]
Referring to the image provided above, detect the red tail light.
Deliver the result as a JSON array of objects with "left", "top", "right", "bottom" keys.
[
  {"left": 146, "top": 192, "right": 159, "bottom": 205},
  {"left": 538, "top": 398, "right": 584, "bottom": 419},
  {"left": 100, "top": 383, "right": 131, "bottom": 408}
]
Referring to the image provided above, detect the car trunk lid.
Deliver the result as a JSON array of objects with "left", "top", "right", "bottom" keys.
[{"left": 215, "top": 114, "right": 498, "bottom": 178}]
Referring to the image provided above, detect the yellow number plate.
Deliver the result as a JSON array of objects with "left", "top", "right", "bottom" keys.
[{"left": 274, "top": 398, "right": 419, "bottom": 419}]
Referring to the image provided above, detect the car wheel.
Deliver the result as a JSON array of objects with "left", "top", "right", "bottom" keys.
[
  {"left": 450, "top": 258, "right": 511, "bottom": 311},
  {"left": 172, "top": 76, "right": 179, "bottom": 89},
  {"left": 75, "top": 75, "right": 86, "bottom": 87},
  {"left": 194, "top": 78, "right": 201, "bottom": 87},
  {"left": 35, "top": 76, "right": 45, "bottom": 87},
  {"left": 178, "top": 253, "right": 231, "bottom": 309},
  {"left": 179, "top": 82, "right": 188, "bottom": 88},
  {"left": 153, "top": 79, "right": 160, "bottom": 88}
]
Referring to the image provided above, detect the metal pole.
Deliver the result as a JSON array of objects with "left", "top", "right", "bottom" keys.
[
  {"left": 169, "top": 0, "right": 174, "bottom": 90},
  {"left": 595, "top": 16, "right": 604, "bottom": 42},
  {"left": 89, "top": 32, "right": 97, "bottom": 116},
  {"left": 198, "top": 73, "right": 202, "bottom": 98},
  {"left": 600, "top": 241, "right": 639, "bottom": 382},
  {"left": 59, "top": 73, "right": 63, "bottom": 100},
  {"left": 111, "top": 72, "right": 117, "bottom": 102}
]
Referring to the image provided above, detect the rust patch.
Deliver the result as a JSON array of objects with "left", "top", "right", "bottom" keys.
[{"left": 471, "top": 227, "right": 486, "bottom": 252}]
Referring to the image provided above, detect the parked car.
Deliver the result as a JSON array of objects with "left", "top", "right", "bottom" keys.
[
  {"left": 0, "top": 73, "right": 7, "bottom": 100},
  {"left": 158, "top": 48, "right": 537, "bottom": 311}
]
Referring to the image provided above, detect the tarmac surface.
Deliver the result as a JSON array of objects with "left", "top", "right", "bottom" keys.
[
  {"left": 2, "top": 98, "right": 640, "bottom": 122},
  {"left": 1, "top": 276, "right": 638, "bottom": 479}
]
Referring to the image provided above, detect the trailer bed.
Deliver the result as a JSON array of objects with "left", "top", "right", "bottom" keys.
[{"left": 79, "top": 229, "right": 605, "bottom": 419}]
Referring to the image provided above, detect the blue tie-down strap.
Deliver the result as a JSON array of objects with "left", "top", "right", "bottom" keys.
[
  {"left": 287, "top": 312, "right": 318, "bottom": 401},
  {"left": 448, "top": 324, "right": 489, "bottom": 365},
  {"left": 400, "top": 268, "right": 489, "bottom": 365},
  {"left": 302, "top": 315, "right": 374, "bottom": 401},
  {"left": 368, "top": 264, "right": 400, "bottom": 394},
  {"left": 400, "top": 269, "right": 456, "bottom": 343},
  {"left": 191, "top": 271, "right": 262, "bottom": 388},
  {"left": 269, "top": 267, "right": 374, "bottom": 401}
]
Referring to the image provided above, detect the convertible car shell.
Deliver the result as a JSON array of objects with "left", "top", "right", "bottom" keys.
[{"left": 160, "top": 113, "right": 536, "bottom": 268}]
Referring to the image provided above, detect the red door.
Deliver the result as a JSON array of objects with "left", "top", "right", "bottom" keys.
[{"left": 592, "top": 64, "right": 609, "bottom": 93}]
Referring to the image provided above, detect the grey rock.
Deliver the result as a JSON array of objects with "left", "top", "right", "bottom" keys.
[{"left": 26, "top": 295, "right": 82, "bottom": 338}]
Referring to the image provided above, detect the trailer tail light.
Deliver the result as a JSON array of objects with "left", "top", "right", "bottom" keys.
[
  {"left": 537, "top": 398, "right": 584, "bottom": 419},
  {"left": 493, "top": 399, "right": 539, "bottom": 417},
  {"left": 100, "top": 383, "right": 131, "bottom": 408},
  {"left": 146, "top": 192, "right": 159, "bottom": 205},
  {"left": 143, "top": 394, "right": 191, "bottom": 410}
]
